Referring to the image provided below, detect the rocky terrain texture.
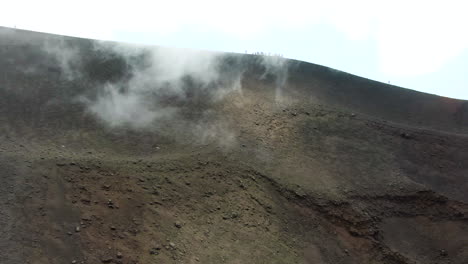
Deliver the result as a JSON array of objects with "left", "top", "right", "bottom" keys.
[{"left": 0, "top": 27, "right": 467, "bottom": 264}]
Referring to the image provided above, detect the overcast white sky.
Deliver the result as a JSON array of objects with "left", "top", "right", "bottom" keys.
[{"left": 1, "top": 0, "right": 467, "bottom": 99}]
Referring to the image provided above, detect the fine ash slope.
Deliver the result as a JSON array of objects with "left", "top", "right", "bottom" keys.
[{"left": 0, "top": 27, "right": 467, "bottom": 264}]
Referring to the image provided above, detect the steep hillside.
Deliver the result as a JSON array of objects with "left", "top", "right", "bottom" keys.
[{"left": 0, "top": 27, "right": 467, "bottom": 264}]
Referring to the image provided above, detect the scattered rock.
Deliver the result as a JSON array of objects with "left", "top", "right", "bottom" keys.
[
  {"left": 75, "top": 226, "right": 80, "bottom": 232},
  {"left": 174, "top": 221, "right": 182, "bottom": 228},
  {"left": 400, "top": 133, "right": 413, "bottom": 139},
  {"left": 116, "top": 252, "right": 123, "bottom": 259},
  {"left": 440, "top": 249, "right": 448, "bottom": 257},
  {"left": 349, "top": 227, "right": 360, "bottom": 236},
  {"left": 149, "top": 249, "right": 159, "bottom": 255},
  {"left": 101, "top": 256, "right": 113, "bottom": 263}
]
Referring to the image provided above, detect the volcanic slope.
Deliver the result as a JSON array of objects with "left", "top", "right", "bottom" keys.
[{"left": 0, "top": 27, "right": 467, "bottom": 264}]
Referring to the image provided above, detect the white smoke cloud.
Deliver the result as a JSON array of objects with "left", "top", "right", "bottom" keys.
[
  {"left": 42, "top": 38, "right": 82, "bottom": 80},
  {"left": 38, "top": 38, "right": 290, "bottom": 146},
  {"left": 260, "top": 55, "right": 289, "bottom": 102},
  {"left": 85, "top": 83, "right": 177, "bottom": 128},
  {"left": 84, "top": 44, "right": 230, "bottom": 128}
]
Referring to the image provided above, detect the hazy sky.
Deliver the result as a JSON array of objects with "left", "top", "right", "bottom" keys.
[{"left": 2, "top": 0, "right": 467, "bottom": 99}]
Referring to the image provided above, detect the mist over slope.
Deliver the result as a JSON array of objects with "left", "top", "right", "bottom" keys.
[
  {"left": 2, "top": 27, "right": 468, "bottom": 134},
  {"left": 0, "top": 27, "right": 467, "bottom": 264}
]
